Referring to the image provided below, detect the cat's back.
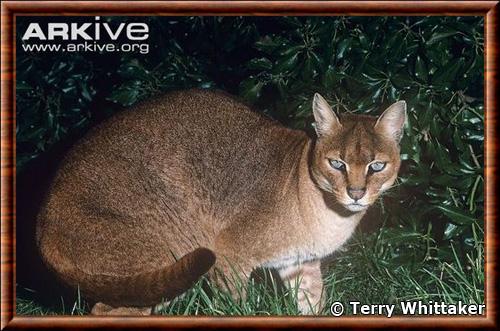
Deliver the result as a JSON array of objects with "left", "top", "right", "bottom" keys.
[
  {"left": 46, "top": 89, "right": 305, "bottom": 217},
  {"left": 57, "top": 89, "right": 283, "bottom": 172},
  {"left": 129, "top": 88, "right": 271, "bottom": 138},
  {"left": 79, "top": 89, "right": 280, "bottom": 154}
]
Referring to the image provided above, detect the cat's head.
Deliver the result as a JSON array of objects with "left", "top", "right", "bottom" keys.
[{"left": 310, "top": 93, "right": 406, "bottom": 213}]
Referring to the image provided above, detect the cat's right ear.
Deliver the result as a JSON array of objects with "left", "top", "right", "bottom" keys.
[
  {"left": 312, "top": 93, "right": 341, "bottom": 137},
  {"left": 375, "top": 101, "right": 407, "bottom": 142}
]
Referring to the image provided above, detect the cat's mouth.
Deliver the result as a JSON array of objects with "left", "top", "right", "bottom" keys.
[{"left": 344, "top": 203, "right": 368, "bottom": 212}]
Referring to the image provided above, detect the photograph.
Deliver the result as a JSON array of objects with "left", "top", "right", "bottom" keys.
[{"left": 1, "top": 1, "right": 495, "bottom": 329}]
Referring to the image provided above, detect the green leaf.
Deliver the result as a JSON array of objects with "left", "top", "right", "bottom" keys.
[
  {"left": 247, "top": 58, "right": 273, "bottom": 71},
  {"left": 16, "top": 80, "right": 32, "bottom": 91},
  {"left": 432, "top": 58, "right": 465, "bottom": 86},
  {"left": 443, "top": 222, "right": 464, "bottom": 240},
  {"left": 414, "top": 55, "right": 428, "bottom": 82},
  {"left": 322, "top": 65, "right": 342, "bottom": 88},
  {"left": 427, "top": 31, "right": 457, "bottom": 45},
  {"left": 118, "top": 60, "right": 150, "bottom": 80},
  {"left": 436, "top": 205, "right": 477, "bottom": 225},
  {"left": 254, "top": 36, "right": 281, "bottom": 54},
  {"left": 336, "top": 38, "right": 351, "bottom": 60},
  {"left": 107, "top": 87, "right": 140, "bottom": 106},
  {"left": 279, "top": 45, "right": 304, "bottom": 57},
  {"left": 239, "top": 77, "right": 264, "bottom": 103},
  {"left": 276, "top": 52, "right": 299, "bottom": 73}
]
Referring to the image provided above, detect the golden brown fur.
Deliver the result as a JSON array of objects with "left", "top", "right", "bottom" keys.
[{"left": 36, "top": 89, "right": 406, "bottom": 315}]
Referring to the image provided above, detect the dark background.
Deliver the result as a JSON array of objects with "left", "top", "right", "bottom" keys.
[{"left": 15, "top": 16, "right": 484, "bottom": 313}]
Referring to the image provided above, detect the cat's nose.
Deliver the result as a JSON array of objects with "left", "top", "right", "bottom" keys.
[{"left": 347, "top": 187, "right": 366, "bottom": 200}]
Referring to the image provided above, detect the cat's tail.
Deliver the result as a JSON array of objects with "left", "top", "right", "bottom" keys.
[
  {"left": 43, "top": 246, "right": 216, "bottom": 308},
  {"left": 98, "top": 248, "right": 217, "bottom": 307}
]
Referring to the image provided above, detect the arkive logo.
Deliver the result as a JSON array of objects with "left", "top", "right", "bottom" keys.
[
  {"left": 22, "top": 16, "right": 149, "bottom": 41},
  {"left": 20, "top": 16, "right": 150, "bottom": 54}
]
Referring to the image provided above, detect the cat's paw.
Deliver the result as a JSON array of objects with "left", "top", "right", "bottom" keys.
[
  {"left": 297, "top": 291, "right": 324, "bottom": 315},
  {"left": 91, "top": 302, "right": 152, "bottom": 316}
]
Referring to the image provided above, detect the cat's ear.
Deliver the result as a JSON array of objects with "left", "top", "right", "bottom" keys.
[
  {"left": 312, "top": 93, "right": 341, "bottom": 136},
  {"left": 375, "top": 101, "right": 406, "bottom": 142}
]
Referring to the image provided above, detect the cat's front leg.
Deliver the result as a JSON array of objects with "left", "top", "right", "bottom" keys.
[
  {"left": 278, "top": 260, "right": 324, "bottom": 315},
  {"left": 209, "top": 257, "right": 251, "bottom": 303},
  {"left": 209, "top": 234, "right": 253, "bottom": 302}
]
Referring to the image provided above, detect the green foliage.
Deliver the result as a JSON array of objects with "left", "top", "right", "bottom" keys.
[
  {"left": 16, "top": 16, "right": 484, "bottom": 311},
  {"left": 16, "top": 287, "right": 88, "bottom": 315}
]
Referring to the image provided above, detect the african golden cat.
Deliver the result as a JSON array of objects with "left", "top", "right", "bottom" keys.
[{"left": 36, "top": 89, "right": 406, "bottom": 315}]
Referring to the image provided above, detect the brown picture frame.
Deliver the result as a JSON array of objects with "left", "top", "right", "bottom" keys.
[{"left": 1, "top": 1, "right": 497, "bottom": 329}]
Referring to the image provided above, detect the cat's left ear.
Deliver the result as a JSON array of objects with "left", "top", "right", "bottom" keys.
[{"left": 375, "top": 101, "right": 406, "bottom": 142}]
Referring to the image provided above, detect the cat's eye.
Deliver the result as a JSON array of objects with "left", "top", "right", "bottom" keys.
[
  {"left": 329, "top": 159, "right": 346, "bottom": 171},
  {"left": 369, "top": 162, "right": 386, "bottom": 172}
]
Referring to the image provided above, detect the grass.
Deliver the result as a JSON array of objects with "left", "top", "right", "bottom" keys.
[
  {"left": 16, "top": 224, "right": 484, "bottom": 316},
  {"left": 17, "top": 286, "right": 88, "bottom": 316}
]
